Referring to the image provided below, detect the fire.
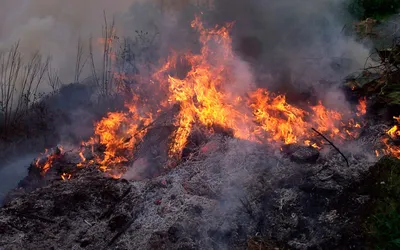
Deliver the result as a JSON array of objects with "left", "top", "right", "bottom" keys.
[
  {"left": 77, "top": 149, "right": 86, "bottom": 168},
  {"left": 34, "top": 16, "right": 379, "bottom": 180},
  {"left": 157, "top": 17, "right": 359, "bottom": 154},
  {"left": 157, "top": 16, "right": 366, "bottom": 157},
  {"left": 61, "top": 173, "right": 72, "bottom": 181},
  {"left": 157, "top": 17, "right": 256, "bottom": 158},
  {"left": 304, "top": 140, "right": 321, "bottom": 149},
  {"left": 87, "top": 99, "right": 154, "bottom": 176},
  {"left": 357, "top": 97, "right": 367, "bottom": 116},
  {"left": 35, "top": 146, "right": 64, "bottom": 176},
  {"left": 79, "top": 151, "right": 86, "bottom": 162},
  {"left": 250, "top": 94, "right": 363, "bottom": 146},
  {"left": 250, "top": 89, "right": 309, "bottom": 144},
  {"left": 381, "top": 117, "right": 400, "bottom": 159},
  {"left": 311, "top": 102, "right": 344, "bottom": 139},
  {"left": 387, "top": 125, "right": 399, "bottom": 138}
]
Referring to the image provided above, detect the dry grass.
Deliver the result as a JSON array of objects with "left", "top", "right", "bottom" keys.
[{"left": 0, "top": 42, "right": 50, "bottom": 137}]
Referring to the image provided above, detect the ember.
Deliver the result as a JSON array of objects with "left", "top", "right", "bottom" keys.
[{"left": 61, "top": 173, "right": 72, "bottom": 181}]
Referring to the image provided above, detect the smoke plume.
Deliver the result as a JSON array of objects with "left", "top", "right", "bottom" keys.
[
  {"left": 0, "top": 0, "right": 137, "bottom": 84},
  {"left": 1, "top": 0, "right": 370, "bottom": 91},
  {"left": 0, "top": 0, "right": 374, "bottom": 193},
  {"left": 119, "top": 0, "right": 371, "bottom": 109},
  {"left": 208, "top": 0, "right": 370, "bottom": 107}
]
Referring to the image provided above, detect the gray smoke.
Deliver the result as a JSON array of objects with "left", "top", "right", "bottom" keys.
[
  {"left": 0, "top": 0, "right": 371, "bottom": 94},
  {"left": 0, "top": 154, "right": 37, "bottom": 204},
  {"left": 120, "top": 0, "right": 373, "bottom": 182},
  {"left": 119, "top": 0, "right": 371, "bottom": 111},
  {"left": 0, "top": 0, "right": 374, "bottom": 202},
  {"left": 206, "top": 0, "right": 370, "bottom": 110},
  {"left": 0, "top": 0, "right": 138, "bottom": 85}
]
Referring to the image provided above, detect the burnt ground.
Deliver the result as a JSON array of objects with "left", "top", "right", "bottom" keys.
[{"left": 0, "top": 118, "right": 392, "bottom": 250}]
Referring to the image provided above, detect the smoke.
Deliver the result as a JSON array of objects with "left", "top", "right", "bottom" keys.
[
  {"left": 117, "top": 0, "right": 372, "bottom": 112},
  {"left": 0, "top": 0, "right": 138, "bottom": 85},
  {"left": 0, "top": 0, "right": 373, "bottom": 151},
  {"left": 206, "top": 0, "right": 370, "bottom": 103},
  {"left": 123, "top": 158, "right": 150, "bottom": 181},
  {"left": 0, "top": 154, "right": 37, "bottom": 204},
  {"left": 0, "top": 0, "right": 371, "bottom": 93},
  {"left": 1, "top": 0, "right": 374, "bottom": 191},
  {"left": 118, "top": 0, "right": 373, "bottom": 181}
]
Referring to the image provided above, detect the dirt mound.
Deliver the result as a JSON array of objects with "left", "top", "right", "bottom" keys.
[{"left": 0, "top": 127, "right": 384, "bottom": 249}]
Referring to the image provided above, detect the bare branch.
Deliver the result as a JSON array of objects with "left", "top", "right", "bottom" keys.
[{"left": 311, "top": 128, "right": 349, "bottom": 168}]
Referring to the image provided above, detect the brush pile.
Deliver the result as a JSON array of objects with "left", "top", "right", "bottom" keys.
[
  {"left": 1, "top": 16, "right": 400, "bottom": 250},
  {"left": 0, "top": 118, "right": 394, "bottom": 250}
]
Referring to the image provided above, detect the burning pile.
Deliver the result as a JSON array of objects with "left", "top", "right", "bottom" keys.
[
  {"left": 379, "top": 116, "right": 400, "bottom": 158},
  {"left": 33, "top": 17, "right": 398, "bottom": 181}
]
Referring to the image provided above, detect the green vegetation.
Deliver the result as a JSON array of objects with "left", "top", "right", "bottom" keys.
[
  {"left": 345, "top": 1, "right": 400, "bottom": 246},
  {"left": 367, "top": 157, "right": 400, "bottom": 250},
  {"left": 387, "top": 89, "right": 400, "bottom": 105},
  {"left": 349, "top": 0, "right": 400, "bottom": 20},
  {"left": 346, "top": 41, "right": 400, "bottom": 108}
]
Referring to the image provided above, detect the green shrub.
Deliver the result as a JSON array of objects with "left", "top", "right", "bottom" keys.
[
  {"left": 349, "top": 0, "right": 400, "bottom": 20},
  {"left": 367, "top": 157, "right": 400, "bottom": 250},
  {"left": 370, "top": 202, "right": 400, "bottom": 250}
]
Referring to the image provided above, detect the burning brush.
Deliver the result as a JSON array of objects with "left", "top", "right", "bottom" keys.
[
  {"left": 34, "top": 146, "right": 64, "bottom": 176},
  {"left": 378, "top": 116, "right": 400, "bottom": 158},
  {"left": 31, "top": 16, "right": 399, "bottom": 182}
]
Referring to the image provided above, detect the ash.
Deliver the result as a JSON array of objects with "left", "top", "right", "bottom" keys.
[{"left": 0, "top": 123, "right": 386, "bottom": 250}]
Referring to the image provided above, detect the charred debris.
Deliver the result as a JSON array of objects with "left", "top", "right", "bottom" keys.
[{"left": 0, "top": 87, "right": 398, "bottom": 250}]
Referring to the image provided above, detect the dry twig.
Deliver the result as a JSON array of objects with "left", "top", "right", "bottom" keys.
[
  {"left": 311, "top": 128, "right": 350, "bottom": 168},
  {"left": 99, "top": 186, "right": 132, "bottom": 220},
  {"left": 105, "top": 216, "right": 136, "bottom": 248}
]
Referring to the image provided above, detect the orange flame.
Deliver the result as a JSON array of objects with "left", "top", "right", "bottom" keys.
[
  {"left": 380, "top": 117, "right": 400, "bottom": 159},
  {"left": 85, "top": 96, "right": 155, "bottom": 177},
  {"left": 356, "top": 97, "right": 367, "bottom": 116},
  {"left": 34, "top": 16, "right": 373, "bottom": 180},
  {"left": 157, "top": 17, "right": 256, "bottom": 158},
  {"left": 250, "top": 89, "right": 309, "bottom": 144},
  {"left": 79, "top": 151, "right": 86, "bottom": 162},
  {"left": 304, "top": 140, "right": 321, "bottom": 149},
  {"left": 35, "top": 147, "right": 64, "bottom": 176},
  {"left": 387, "top": 125, "right": 399, "bottom": 138},
  {"left": 76, "top": 148, "right": 86, "bottom": 168},
  {"left": 61, "top": 173, "right": 72, "bottom": 181},
  {"left": 155, "top": 16, "right": 365, "bottom": 157}
]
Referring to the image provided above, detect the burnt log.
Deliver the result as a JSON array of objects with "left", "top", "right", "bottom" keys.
[{"left": 282, "top": 144, "right": 320, "bottom": 164}]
